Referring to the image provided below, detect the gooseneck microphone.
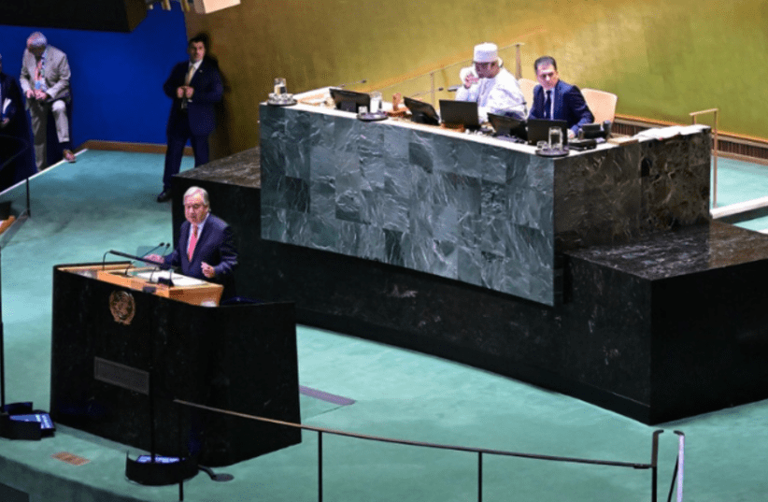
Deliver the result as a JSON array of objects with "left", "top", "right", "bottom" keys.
[
  {"left": 409, "top": 87, "right": 445, "bottom": 98},
  {"left": 142, "top": 242, "right": 168, "bottom": 258},
  {"left": 336, "top": 79, "right": 367, "bottom": 89}
]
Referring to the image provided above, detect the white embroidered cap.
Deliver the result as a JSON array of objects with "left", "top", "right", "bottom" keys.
[{"left": 473, "top": 43, "right": 499, "bottom": 64}]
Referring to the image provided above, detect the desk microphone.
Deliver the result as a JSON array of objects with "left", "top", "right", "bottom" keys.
[
  {"left": 447, "top": 85, "right": 462, "bottom": 92},
  {"left": 147, "top": 243, "right": 171, "bottom": 283},
  {"left": 409, "top": 87, "right": 445, "bottom": 98},
  {"left": 336, "top": 79, "right": 367, "bottom": 88},
  {"left": 142, "top": 242, "right": 168, "bottom": 258}
]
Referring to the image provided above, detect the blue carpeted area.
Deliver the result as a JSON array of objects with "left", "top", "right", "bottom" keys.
[{"left": 0, "top": 150, "right": 767, "bottom": 501}]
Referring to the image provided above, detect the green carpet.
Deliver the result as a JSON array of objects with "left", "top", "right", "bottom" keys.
[{"left": 0, "top": 150, "right": 766, "bottom": 501}]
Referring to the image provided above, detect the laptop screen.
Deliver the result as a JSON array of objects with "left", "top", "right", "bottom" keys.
[
  {"left": 488, "top": 113, "right": 527, "bottom": 139},
  {"left": 404, "top": 96, "right": 440, "bottom": 126},
  {"left": 526, "top": 118, "right": 569, "bottom": 146},
  {"left": 439, "top": 100, "right": 479, "bottom": 128},
  {"left": 330, "top": 88, "right": 371, "bottom": 114}
]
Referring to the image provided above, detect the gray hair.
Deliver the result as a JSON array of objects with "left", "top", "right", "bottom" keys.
[
  {"left": 27, "top": 32, "right": 47, "bottom": 49},
  {"left": 184, "top": 186, "right": 210, "bottom": 207}
]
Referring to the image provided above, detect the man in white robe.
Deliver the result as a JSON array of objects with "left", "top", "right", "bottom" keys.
[{"left": 455, "top": 42, "right": 526, "bottom": 123}]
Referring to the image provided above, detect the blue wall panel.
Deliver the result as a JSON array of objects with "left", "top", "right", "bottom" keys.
[{"left": 0, "top": 6, "right": 188, "bottom": 147}]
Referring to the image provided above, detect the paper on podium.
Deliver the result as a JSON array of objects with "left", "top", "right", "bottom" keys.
[{"left": 133, "top": 270, "right": 208, "bottom": 287}]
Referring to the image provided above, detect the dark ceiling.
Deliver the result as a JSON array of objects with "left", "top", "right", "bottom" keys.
[{"left": 0, "top": 0, "right": 148, "bottom": 32}]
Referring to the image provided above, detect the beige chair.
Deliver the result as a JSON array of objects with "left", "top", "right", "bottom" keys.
[
  {"left": 518, "top": 78, "right": 537, "bottom": 111},
  {"left": 581, "top": 88, "right": 618, "bottom": 124}
]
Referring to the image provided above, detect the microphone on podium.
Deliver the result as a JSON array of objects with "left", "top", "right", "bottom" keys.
[{"left": 142, "top": 242, "right": 168, "bottom": 258}]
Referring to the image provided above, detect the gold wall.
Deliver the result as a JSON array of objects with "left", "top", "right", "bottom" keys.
[{"left": 186, "top": 0, "right": 768, "bottom": 158}]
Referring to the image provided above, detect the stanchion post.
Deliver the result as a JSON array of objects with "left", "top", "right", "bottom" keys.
[
  {"left": 318, "top": 430, "right": 323, "bottom": 502},
  {"left": 651, "top": 430, "right": 663, "bottom": 502},
  {"left": 477, "top": 451, "right": 483, "bottom": 502},
  {"left": 674, "top": 431, "right": 685, "bottom": 502},
  {"left": 430, "top": 72, "right": 436, "bottom": 107},
  {"left": 690, "top": 108, "right": 719, "bottom": 208},
  {"left": 514, "top": 43, "right": 524, "bottom": 80}
]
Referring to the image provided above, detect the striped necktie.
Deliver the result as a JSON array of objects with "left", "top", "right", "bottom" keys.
[{"left": 188, "top": 224, "right": 198, "bottom": 261}]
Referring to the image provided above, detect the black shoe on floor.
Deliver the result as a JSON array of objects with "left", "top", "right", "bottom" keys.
[{"left": 156, "top": 190, "right": 172, "bottom": 203}]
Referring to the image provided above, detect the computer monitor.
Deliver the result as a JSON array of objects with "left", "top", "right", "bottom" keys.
[
  {"left": 330, "top": 88, "right": 371, "bottom": 114},
  {"left": 439, "top": 100, "right": 479, "bottom": 129},
  {"left": 488, "top": 113, "right": 527, "bottom": 140},
  {"left": 527, "top": 118, "right": 569, "bottom": 146},
  {"left": 404, "top": 96, "right": 440, "bottom": 126}
]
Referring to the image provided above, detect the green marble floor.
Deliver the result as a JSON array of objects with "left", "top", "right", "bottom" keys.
[{"left": 0, "top": 151, "right": 766, "bottom": 501}]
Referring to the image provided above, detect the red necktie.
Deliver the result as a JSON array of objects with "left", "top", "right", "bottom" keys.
[{"left": 188, "top": 224, "right": 198, "bottom": 261}]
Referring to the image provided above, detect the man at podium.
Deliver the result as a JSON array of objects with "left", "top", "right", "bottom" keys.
[{"left": 148, "top": 186, "right": 238, "bottom": 299}]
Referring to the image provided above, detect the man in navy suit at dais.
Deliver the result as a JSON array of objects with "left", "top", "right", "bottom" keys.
[
  {"left": 528, "top": 55, "right": 594, "bottom": 139},
  {"left": 147, "top": 186, "right": 238, "bottom": 300},
  {"left": 157, "top": 35, "right": 223, "bottom": 203}
]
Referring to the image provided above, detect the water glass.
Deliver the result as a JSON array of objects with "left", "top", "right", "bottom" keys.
[
  {"left": 370, "top": 91, "right": 382, "bottom": 114},
  {"left": 274, "top": 77, "right": 287, "bottom": 95},
  {"left": 548, "top": 127, "right": 563, "bottom": 150}
]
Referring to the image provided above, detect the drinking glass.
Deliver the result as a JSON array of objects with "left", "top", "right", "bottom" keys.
[{"left": 548, "top": 127, "right": 563, "bottom": 150}]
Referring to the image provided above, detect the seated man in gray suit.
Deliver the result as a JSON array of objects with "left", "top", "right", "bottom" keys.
[{"left": 19, "top": 31, "right": 75, "bottom": 169}]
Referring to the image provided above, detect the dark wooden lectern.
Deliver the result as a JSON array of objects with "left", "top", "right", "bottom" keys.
[{"left": 50, "top": 263, "right": 301, "bottom": 466}]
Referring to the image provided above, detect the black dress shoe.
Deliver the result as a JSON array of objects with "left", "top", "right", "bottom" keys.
[{"left": 156, "top": 190, "right": 172, "bottom": 203}]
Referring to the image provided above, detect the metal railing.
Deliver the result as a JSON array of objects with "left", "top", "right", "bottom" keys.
[{"left": 175, "top": 399, "right": 685, "bottom": 502}]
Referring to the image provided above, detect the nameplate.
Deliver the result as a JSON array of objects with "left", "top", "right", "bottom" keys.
[{"left": 94, "top": 357, "right": 150, "bottom": 395}]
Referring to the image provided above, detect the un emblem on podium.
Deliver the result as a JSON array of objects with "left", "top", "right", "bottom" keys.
[{"left": 109, "top": 290, "right": 136, "bottom": 326}]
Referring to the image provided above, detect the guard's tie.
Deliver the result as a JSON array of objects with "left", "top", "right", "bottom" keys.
[
  {"left": 544, "top": 90, "right": 552, "bottom": 119},
  {"left": 181, "top": 64, "right": 195, "bottom": 109}
]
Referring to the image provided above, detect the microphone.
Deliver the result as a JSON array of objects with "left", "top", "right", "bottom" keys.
[
  {"left": 336, "top": 78, "right": 367, "bottom": 89},
  {"left": 447, "top": 85, "right": 461, "bottom": 92},
  {"left": 409, "top": 87, "right": 445, "bottom": 98},
  {"left": 142, "top": 242, "right": 168, "bottom": 258},
  {"left": 148, "top": 243, "right": 171, "bottom": 283}
]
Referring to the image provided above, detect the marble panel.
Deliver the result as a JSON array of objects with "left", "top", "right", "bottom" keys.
[
  {"left": 307, "top": 214, "right": 341, "bottom": 252},
  {"left": 481, "top": 143, "right": 512, "bottom": 184},
  {"left": 309, "top": 178, "right": 336, "bottom": 216},
  {"left": 283, "top": 111, "right": 311, "bottom": 180},
  {"left": 457, "top": 245, "right": 483, "bottom": 287},
  {"left": 258, "top": 105, "right": 707, "bottom": 306},
  {"left": 309, "top": 111, "right": 335, "bottom": 147}
]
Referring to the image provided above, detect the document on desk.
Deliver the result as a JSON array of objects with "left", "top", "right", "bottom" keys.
[{"left": 133, "top": 270, "right": 208, "bottom": 287}]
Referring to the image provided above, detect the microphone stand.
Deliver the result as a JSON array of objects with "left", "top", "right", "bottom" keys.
[{"left": 0, "top": 236, "right": 45, "bottom": 439}]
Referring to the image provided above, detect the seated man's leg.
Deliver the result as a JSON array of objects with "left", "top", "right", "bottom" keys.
[
  {"left": 51, "top": 100, "right": 75, "bottom": 162},
  {"left": 28, "top": 100, "right": 48, "bottom": 170}
]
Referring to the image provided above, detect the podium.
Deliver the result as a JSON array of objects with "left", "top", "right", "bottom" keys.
[
  {"left": 93, "top": 262, "right": 224, "bottom": 306},
  {"left": 50, "top": 262, "right": 302, "bottom": 466}
]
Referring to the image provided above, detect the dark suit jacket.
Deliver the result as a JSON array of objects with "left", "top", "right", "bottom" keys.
[
  {"left": 164, "top": 213, "right": 238, "bottom": 299},
  {"left": 163, "top": 58, "right": 223, "bottom": 137},
  {"left": 529, "top": 80, "right": 594, "bottom": 135},
  {"left": 0, "top": 72, "right": 36, "bottom": 189}
]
